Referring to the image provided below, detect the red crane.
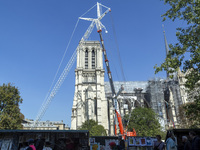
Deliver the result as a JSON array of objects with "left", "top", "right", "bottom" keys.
[
  {"left": 80, "top": 2, "right": 136, "bottom": 138},
  {"left": 96, "top": 3, "right": 136, "bottom": 139}
]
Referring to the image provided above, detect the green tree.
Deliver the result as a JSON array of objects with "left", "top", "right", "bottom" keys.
[
  {"left": 155, "top": 0, "right": 200, "bottom": 127},
  {"left": 178, "top": 102, "right": 200, "bottom": 128},
  {"left": 78, "top": 119, "right": 98, "bottom": 131},
  {"left": 155, "top": 0, "right": 200, "bottom": 90},
  {"left": 90, "top": 125, "right": 107, "bottom": 136},
  {"left": 0, "top": 83, "right": 24, "bottom": 129},
  {"left": 124, "top": 107, "right": 164, "bottom": 137},
  {"left": 79, "top": 119, "right": 107, "bottom": 136}
]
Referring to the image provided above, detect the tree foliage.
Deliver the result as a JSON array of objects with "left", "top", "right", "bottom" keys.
[
  {"left": 155, "top": 0, "right": 200, "bottom": 127},
  {"left": 78, "top": 119, "right": 107, "bottom": 136},
  {"left": 178, "top": 102, "right": 200, "bottom": 128},
  {"left": 155, "top": 0, "right": 200, "bottom": 91},
  {"left": 90, "top": 125, "right": 107, "bottom": 136},
  {"left": 124, "top": 107, "right": 164, "bottom": 137},
  {"left": 0, "top": 83, "right": 24, "bottom": 129}
]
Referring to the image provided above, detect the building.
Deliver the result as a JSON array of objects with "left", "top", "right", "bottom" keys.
[
  {"left": 70, "top": 28, "right": 192, "bottom": 134},
  {"left": 104, "top": 81, "right": 150, "bottom": 134},
  {"left": 70, "top": 40, "right": 186, "bottom": 135},
  {"left": 105, "top": 77, "right": 184, "bottom": 131},
  {"left": 71, "top": 41, "right": 109, "bottom": 132},
  {"left": 177, "top": 68, "right": 200, "bottom": 103},
  {"left": 22, "top": 119, "right": 70, "bottom": 130},
  {"left": 147, "top": 78, "right": 183, "bottom": 128}
]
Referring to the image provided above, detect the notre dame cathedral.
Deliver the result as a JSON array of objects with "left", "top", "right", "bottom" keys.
[{"left": 70, "top": 38, "right": 188, "bottom": 135}]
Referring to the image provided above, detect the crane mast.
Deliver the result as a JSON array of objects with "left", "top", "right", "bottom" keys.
[
  {"left": 95, "top": 3, "right": 124, "bottom": 136},
  {"left": 94, "top": 3, "right": 136, "bottom": 137},
  {"left": 98, "top": 30, "right": 116, "bottom": 97},
  {"left": 98, "top": 29, "right": 119, "bottom": 135},
  {"left": 80, "top": 2, "right": 122, "bottom": 135}
]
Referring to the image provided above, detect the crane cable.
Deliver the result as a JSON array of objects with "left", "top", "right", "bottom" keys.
[
  {"left": 109, "top": 12, "right": 128, "bottom": 113},
  {"left": 35, "top": 18, "right": 80, "bottom": 120},
  {"left": 109, "top": 12, "right": 136, "bottom": 133},
  {"left": 40, "top": 3, "right": 97, "bottom": 109},
  {"left": 109, "top": 12, "right": 126, "bottom": 82},
  {"left": 80, "top": 3, "right": 97, "bottom": 17},
  {"left": 41, "top": 19, "right": 80, "bottom": 109},
  {"left": 35, "top": 50, "right": 77, "bottom": 123}
]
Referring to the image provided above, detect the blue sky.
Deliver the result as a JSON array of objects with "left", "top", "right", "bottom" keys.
[{"left": 0, "top": 0, "right": 185, "bottom": 127}]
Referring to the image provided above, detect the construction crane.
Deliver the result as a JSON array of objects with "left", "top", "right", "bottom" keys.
[
  {"left": 80, "top": 2, "right": 136, "bottom": 138},
  {"left": 96, "top": 4, "right": 136, "bottom": 138},
  {"left": 34, "top": 2, "right": 136, "bottom": 137},
  {"left": 33, "top": 3, "right": 107, "bottom": 128}
]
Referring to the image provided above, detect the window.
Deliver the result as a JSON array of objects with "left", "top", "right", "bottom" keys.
[
  {"left": 92, "top": 50, "right": 95, "bottom": 69},
  {"left": 85, "top": 49, "right": 88, "bottom": 69}
]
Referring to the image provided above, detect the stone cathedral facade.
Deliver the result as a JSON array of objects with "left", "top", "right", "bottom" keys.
[
  {"left": 71, "top": 41, "right": 189, "bottom": 134},
  {"left": 70, "top": 41, "right": 161, "bottom": 134},
  {"left": 71, "top": 41, "right": 109, "bottom": 131}
]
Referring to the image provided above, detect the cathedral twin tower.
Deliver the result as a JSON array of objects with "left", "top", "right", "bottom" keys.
[{"left": 71, "top": 41, "right": 109, "bottom": 132}]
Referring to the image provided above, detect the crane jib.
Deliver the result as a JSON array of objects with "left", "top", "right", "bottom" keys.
[{"left": 98, "top": 30, "right": 116, "bottom": 96}]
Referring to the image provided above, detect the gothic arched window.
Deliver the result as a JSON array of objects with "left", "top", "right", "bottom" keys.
[
  {"left": 85, "top": 49, "right": 88, "bottom": 69},
  {"left": 92, "top": 50, "right": 95, "bottom": 69}
]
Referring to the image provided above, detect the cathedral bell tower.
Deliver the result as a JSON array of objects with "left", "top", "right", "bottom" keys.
[{"left": 71, "top": 41, "right": 108, "bottom": 131}]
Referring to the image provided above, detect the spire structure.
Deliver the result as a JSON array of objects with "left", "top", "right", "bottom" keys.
[
  {"left": 162, "top": 24, "right": 170, "bottom": 78},
  {"left": 162, "top": 25, "right": 170, "bottom": 56}
]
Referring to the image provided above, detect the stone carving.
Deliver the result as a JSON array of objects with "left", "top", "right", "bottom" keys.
[{"left": 82, "top": 73, "right": 96, "bottom": 77}]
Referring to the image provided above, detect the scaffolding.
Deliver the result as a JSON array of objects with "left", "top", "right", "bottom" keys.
[
  {"left": 146, "top": 77, "right": 183, "bottom": 129},
  {"left": 146, "top": 78, "right": 167, "bottom": 127},
  {"left": 103, "top": 77, "right": 184, "bottom": 131}
]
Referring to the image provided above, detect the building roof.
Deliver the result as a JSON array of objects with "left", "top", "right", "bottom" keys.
[
  {"left": 104, "top": 81, "right": 148, "bottom": 93},
  {"left": 22, "top": 119, "right": 67, "bottom": 128}
]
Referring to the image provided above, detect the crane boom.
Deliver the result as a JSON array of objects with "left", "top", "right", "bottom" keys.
[
  {"left": 80, "top": 20, "right": 96, "bottom": 43},
  {"left": 94, "top": 3, "right": 123, "bottom": 135},
  {"left": 34, "top": 2, "right": 136, "bottom": 138},
  {"left": 34, "top": 50, "right": 77, "bottom": 125},
  {"left": 94, "top": 3, "right": 136, "bottom": 138},
  {"left": 33, "top": 17, "right": 97, "bottom": 128},
  {"left": 98, "top": 30, "right": 116, "bottom": 97},
  {"left": 97, "top": 26, "right": 123, "bottom": 136}
]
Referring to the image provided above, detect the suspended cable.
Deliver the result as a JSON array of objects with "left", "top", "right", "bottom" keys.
[
  {"left": 41, "top": 3, "right": 97, "bottom": 103},
  {"left": 109, "top": 12, "right": 126, "bottom": 82},
  {"left": 105, "top": 29, "right": 120, "bottom": 82},
  {"left": 80, "top": 4, "right": 97, "bottom": 18},
  {"left": 99, "top": 3, "right": 110, "bottom": 10},
  {"left": 49, "top": 19, "right": 80, "bottom": 94},
  {"left": 35, "top": 19, "right": 80, "bottom": 122},
  {"left": 113, "top": 65, "right": 120, "bottom": 83},
  {"left": 33, "top": 20, "right": 80, "bottom": 128},
  {"left": 33, "top": 49, "right": 77, "bottom": 128}
]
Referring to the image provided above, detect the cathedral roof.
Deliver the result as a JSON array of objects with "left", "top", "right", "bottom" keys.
[{"left": 104, "top": 81, "right": 148, "bottom": 93}]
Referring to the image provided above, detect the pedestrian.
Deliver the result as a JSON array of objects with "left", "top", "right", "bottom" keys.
[
  {"left": 182, "top": 136, "right": 191, "bottom": 150},
  {"left": 35, "top": 134, "right": 44, "bottom": 150},
  {"left": 118, "top": 136, "right": 125, "bottom": 150},
  {"left": 153, "top": 135, "right": 165, "bottom": 150},
  {"left": 26, "top": 139, "right": 36, "bottom": 150},
  {"left": 166, "top": 133, "right": 177, "bottom": 150},
  {"left": 109, "top": 142, "right": 118, "bottom": 150},
  {"left": 189, "top": 131, "right": 200, "bottom": 150}
]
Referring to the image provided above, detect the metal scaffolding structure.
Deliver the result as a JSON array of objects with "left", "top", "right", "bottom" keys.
[
  {"left": 146, "top": 77, "right": 183, "bottom": 128},
  {"left": 104, "top": 77, "right": 184, "bottom": 130}
]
